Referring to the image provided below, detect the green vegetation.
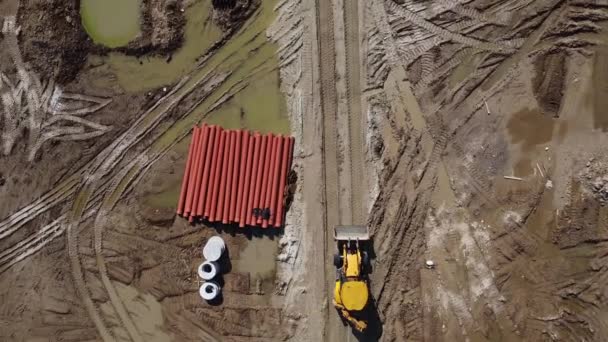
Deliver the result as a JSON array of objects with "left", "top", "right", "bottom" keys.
[{"left": 81, "top": 0, "right": 141, "bottom": 48}]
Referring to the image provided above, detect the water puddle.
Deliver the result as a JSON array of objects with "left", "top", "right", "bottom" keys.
[
  {"left": 507, "top": 108, "right": 555, "bottom": 151},
  {"left": 235, "top": 236, "right": 277, "bottom": 280},
  {"left": 81, "top": 0, "right": 142, "bottom": 48},
  {"left": 100, "top": 0, "right": 222, "bottom": 92},
  {"left": 205, "top": 69, "right": 290, "bottom": 134}
]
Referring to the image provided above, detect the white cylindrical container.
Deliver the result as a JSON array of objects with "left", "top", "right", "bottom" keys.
[
  {"left": 199, "top": 281, "right": 221, "bottom": 301},
  {"left": 197, "top": 260, "right": 220, "bottom": 280},
  {"left": 203, "top": 236, "right": 226, "bottom": 262}
]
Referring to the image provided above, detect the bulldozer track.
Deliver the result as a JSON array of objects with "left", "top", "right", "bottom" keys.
[
  {"left": 0, "top": 63, "right": 227, "bottom": 342},
  {"left": 0, "top": 75, "right": 190, "bottom": 242},
  {"left": 344, "top": 0, "right": 366, "bottom": 226},
  {"left": 316, "top": 0, "right": 366, "bottom": 339},
  {"left": 93, "top": 157, "right": 151, "bottom": 342},
  {"left": 315, "top": 0, "right": 343, "bottom": 339},
  {"left": 386, "top": 2, "right": 520, "bottom": 53},
  {"left": 0, "top": 184, "right": 108, "bottom": 274}
]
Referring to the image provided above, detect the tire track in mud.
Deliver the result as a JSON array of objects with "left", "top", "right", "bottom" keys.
[
  {"left": 1, "top": 66, "right": 228, "bottom": 341},
  {"left": 0, "top": 185, "right": 107, "bottom": 274},
  {"left": 0, "top": 69, "right": 227, "bottom": 254},
  {"left": 386, "top": 2, "right": 518, "bottom": 53},
  {"left": 434, "top": 0, "right": 511, "bottom": 26},
  {"left": 315, "top": 0, "right": 344, "bottom": 339},
  {"left": 0, "top": 76, "right": 190, "bottom": 241},
  {"left": 92, "top": 157, "right": 151, "bottom": 342},
  {"left": 63, "top": 70, "right": 230, "bottom": 341},
  {"left": 66, "top": 185, "right": 114, "bottom": 341},
  {"left": 344, "top": 0, "right": 365, "bottom": 225},
  {"left": 366, "top": 1, "right": 555, "bottom": 337},
  {"left": 317, "top": 0, "right": 367, "bottom": 339}
]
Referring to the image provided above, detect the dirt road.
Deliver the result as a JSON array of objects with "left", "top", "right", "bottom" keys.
[
  {"left": 314, "top": 0, "right": 347, "bottom": 339},
  {"left": 316, "top": 0, "right": 368, "bottom": 339}
]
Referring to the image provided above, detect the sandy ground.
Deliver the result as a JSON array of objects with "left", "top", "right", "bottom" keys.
[{"left": 3, "top": 0, "right": 608, "bottom": 341}]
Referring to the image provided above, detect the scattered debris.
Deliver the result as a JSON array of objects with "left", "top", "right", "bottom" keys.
[
  {"left": 537, "top": 163, "right": 545, "bottom": 178},
  {"left": 504, "top": 175, "right": 523, "bottom": 181}
]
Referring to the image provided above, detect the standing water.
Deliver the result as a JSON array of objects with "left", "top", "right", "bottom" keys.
[{"left": 81, "top": 0, "right": 142, "bottom": 48}]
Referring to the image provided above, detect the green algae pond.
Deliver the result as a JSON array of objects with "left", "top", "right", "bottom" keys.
[{"left": 81, "top": 0, "right": 142, "bottom": 48}]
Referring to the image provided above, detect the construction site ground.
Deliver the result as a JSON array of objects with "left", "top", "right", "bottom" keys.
[{"left": 1, "top": 0, "right": 608, "bottom": 341}]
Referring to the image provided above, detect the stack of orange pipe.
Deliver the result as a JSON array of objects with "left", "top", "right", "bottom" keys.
[{"left": 176, "top": 124, "right": 295, "bottom": 228}]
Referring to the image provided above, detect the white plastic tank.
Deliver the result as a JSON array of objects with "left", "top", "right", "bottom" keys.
[
  {"left": 203, "top": 236, "right": 226, "bottom": 262},
  {"left": 199, "top": 281, "right": 221, "bottom": 301},
  {"left": 197, "top": 260, "right": 220, "bottom": 280}
]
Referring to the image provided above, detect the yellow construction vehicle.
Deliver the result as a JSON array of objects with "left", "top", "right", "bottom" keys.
[{"left": 333, "top": 225, "right": 371, "bottom": 332}]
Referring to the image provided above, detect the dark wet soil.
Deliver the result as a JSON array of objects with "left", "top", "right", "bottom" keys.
[{"left": 532, "top": 50, "right": 566, "bottom": 118}]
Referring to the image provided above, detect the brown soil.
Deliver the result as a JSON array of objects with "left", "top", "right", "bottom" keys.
[
  {"left": 16, "top": 0, "right": 187, "bottom": 85},
  {"left": 212, "top": 0, "right": 260, "bottom": 32},
  {"left": 532, "top": 50, "right": 566, "bottom": 117},
  {"left": 16, "top": 0, "right": 92, "bottom": 84}
]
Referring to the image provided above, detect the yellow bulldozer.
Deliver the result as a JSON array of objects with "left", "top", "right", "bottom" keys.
[{"left": 333, "top": 225, "right": 371, "bottom": 332}]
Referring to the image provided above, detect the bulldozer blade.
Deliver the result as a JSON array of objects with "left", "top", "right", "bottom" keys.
[{"left": 334, "top": 225, "right": 370, "bottom": 241}]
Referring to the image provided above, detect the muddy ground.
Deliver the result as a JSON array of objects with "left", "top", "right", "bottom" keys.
[
  {"left": 364, "top": 0, "right": 608, "bottom": 341},
  {"left": 2, "top": 0, "right": 608, "bottom": 341}
]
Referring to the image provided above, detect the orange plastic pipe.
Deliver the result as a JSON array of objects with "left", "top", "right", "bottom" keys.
[
  {"left": 191, "top": 124, "right": 209, "bottom": 219},
  {"left": 275, "top": 137, "right": 294, "bottom": 228},
  {"left": 250, "top": 135, "right": 268, "bottom": 225},
  {"left": 177, "top": 127, "right": 198, "bottom": 215},
  {"left": 257, "top": 134, "right": 277, "bottom": 228},
  {"left": 205, "top": 127, "right": 222, "bottom": 218},
  {"left": 235, "top": 131, "right": 249, "bottom": 224},
  {"left": 267, "top": 135, "right": 283, "bottom": 226},
  {"left": 238, "top": 132, "right": 253, "bottom": 227},
  {"left": 229, "top": 131, "right": 242, "bottom": 222},
  {"left": 209, "top": 129, "right": 226, "bottom": 222},
  {"left": 245, "top": 133, "right": 261, "bottom": 226},
  {"left": 200, "top": 126, "right": 217, "bottom": 217},
  {"left": 184, "top": 127, "right": 201, "bottom": 217},
  {"left": 196, "top": 126, "right": 215, "bottom": 216},
  {"left": 220, "top": 131, "right": 235, "bottom": 224}
]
